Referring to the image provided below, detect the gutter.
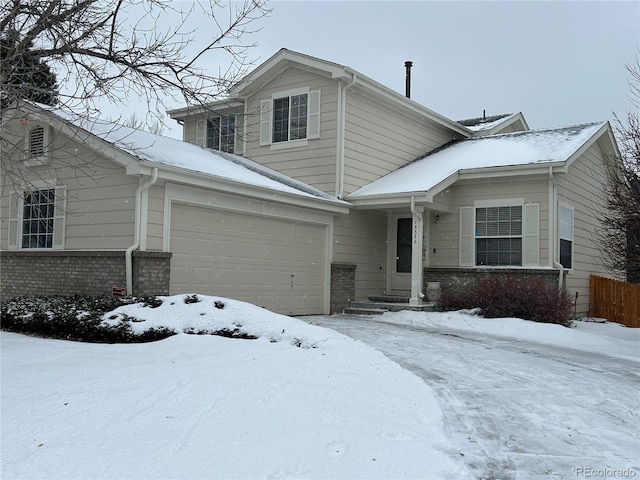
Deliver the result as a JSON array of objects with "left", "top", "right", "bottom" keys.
[
  {"left": 126, "top": 167, "right": 158, "bottom": 295},
  {"left": 336, "top": 71, "right": 357, "bottom": 198},
  {"left": 548, "top": 167, "right": 564, "bottom": 287}
]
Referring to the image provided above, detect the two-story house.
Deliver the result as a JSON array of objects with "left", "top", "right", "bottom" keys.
[{"left": 1, "top": 49, "right": 621, "bottom": 316}]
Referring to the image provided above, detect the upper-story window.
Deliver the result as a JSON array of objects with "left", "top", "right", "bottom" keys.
[
  {"left": 196, "top": 115, "right": 236, "bottom": 153},
  {"left": 273, "top": 94, "right": 307, "bottom": 142},
  {"left": 207, "top": 115, "right": 235, "bottom": 153},
  {"left": 260, "top": 88, "right": 320, "bottom": 148}
]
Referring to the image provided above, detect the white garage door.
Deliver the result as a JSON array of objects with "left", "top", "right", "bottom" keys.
[{"left": 169, "top": 202, "right": 327, "bottom": 315}]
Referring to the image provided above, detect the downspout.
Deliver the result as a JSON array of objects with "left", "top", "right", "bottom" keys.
[
  {"left": 548, "top": 167, "right": 564, "bottom": 287},
  {"left": 336, "top": 72, "right": 357, "bottom": 198},
  {"left": 126, "top": 167, "right": 158, "bottom": 295}
]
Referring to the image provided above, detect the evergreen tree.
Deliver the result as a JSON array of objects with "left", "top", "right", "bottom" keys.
[{"left": 1, "top": 29, "right": 58, "bottom": 108}]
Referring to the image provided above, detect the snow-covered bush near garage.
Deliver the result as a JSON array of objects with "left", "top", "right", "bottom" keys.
[
  {"left": 0, "top": 294, "right": 326, "bottom": 348},
  {"left": 0, "top": 295, "right": 174, "bottom": 343},
  {"left": 438, "top": 275, "right": 573, "bottom": 326}
]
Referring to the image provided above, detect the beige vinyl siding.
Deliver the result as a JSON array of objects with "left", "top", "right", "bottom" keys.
[
  {"left": 1, "top": 124, "right": 137, "bottom": 250},
  {"left": 332, "top": 210, "right": 387, "bottom": 299},
  {"left": 244, "top": 67, "right": 339, "bottom": 194},
  {"left": 428, "top": 176, "right": 550, "bottom": 268},
  {"left": 145, "top": 183, "right": 165, "bottom": 251},
  {"left": 342, "top": 90, "right": 460, "bottom": 195},
  {"left": 555, "top": 141, "right": 613, "bottom": 315}
]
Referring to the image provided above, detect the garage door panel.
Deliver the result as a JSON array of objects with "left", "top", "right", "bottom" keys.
[{"left": 170, "top": 203, "right": 326, "bottom": 315}]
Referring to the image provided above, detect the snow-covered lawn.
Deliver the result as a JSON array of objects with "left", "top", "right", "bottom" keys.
[
  {"left": 2, "top": 295, "right": 638, "bottom": 479},
  {"left": 1, "top": 295, "right": 467, "bottom": 480}
]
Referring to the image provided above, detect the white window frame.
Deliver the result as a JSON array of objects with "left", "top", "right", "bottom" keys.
[
  {"left": 474, "top": 200, "right": 524, "bottom": 267},
  {"left": 260, "top": 87, "right": 320, "bottom": 150},
  {"left": 9, "top": 180, "right": 66, "bottom": 250},
  {"left": 558, "top": 202, "right": 574, "bottom": 270},
  {"left": 460, "top": 198, "right": 539, "bottom": 268},
  {"left": 24, "top": 123, "right": 50, "bottom": 166},
  {"left": 196, "top": 115, "right": 237, "bottom": 153}
]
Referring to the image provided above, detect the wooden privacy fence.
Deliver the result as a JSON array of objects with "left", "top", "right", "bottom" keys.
[{"left": 589, "top": 275, "right": 640, "bottom": 328}]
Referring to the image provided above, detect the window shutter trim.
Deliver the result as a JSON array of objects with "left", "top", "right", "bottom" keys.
[
  {"left": 459, "top": 206, "right": 474, "bottom": 267},
  {"left": 8, "top": 192, "right": 19, "bottom": 249},
  {"left": 53, "top": 186, "right": 66, "bottom": 249},
  {"left": 259, "top": 100, "right": 271, "bottom": 145},
  {"left": 523, "top": 203, "right": 539, "bottom": 266},
  {"left": 307, "top": 90, "right": 321, "bottom": 139},
  {"left": 195, "top": 119, "right": 206, "bottom": 147}
]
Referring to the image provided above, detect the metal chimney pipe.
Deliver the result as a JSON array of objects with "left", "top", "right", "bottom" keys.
[{"left": 405, "top": 61, "right": 413, "bottom": 98}]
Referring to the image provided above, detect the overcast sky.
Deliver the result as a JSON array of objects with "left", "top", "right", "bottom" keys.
[
  {"left": 251, "top": 1, "right": 639, "bottom": 128},
  {"left": 92, "top": 1, "right": 639, "bottom": 138}
]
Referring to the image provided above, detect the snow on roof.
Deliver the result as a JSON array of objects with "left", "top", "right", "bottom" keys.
[
  {"left": 348, "top": 122, "right": 606, "bottom": 199},
  {"left": 458, "top": 113, "right": 516, "bottom": 132},
  {"left": 39, "top": 105, "right": 341, "bottom": 203}
]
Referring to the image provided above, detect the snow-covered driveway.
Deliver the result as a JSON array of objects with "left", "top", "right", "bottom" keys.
[{"left": 305, "top": 314, "right": 640, "bottom": 480}]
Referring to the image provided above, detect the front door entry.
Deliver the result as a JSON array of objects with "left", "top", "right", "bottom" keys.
[{"left": 390, "top": 215, "right": 412, "bottom": 292}]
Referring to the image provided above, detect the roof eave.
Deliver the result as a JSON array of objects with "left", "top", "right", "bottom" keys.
[
  {"left": 459, "top": 161, "right": 568, "bottom": 179},
  {"left": 139, "top": 160, "right": 351, "bottom": 214},
  {"left": 564, "top": 122, "right": 611, "bottom": 170},
  {"left": 229, "top": 49, "right": 352, "bottom": 97},
  {"left": 167, "top": 99, "right": 244, "bottom": 121},
  {"left": 14, "top": 102, "right": 142, "bottom": 173}
]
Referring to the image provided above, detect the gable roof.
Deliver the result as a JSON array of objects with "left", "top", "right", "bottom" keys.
[
  {"left": 347, "top": 121, "right": 609, "bottom": 205},
  {"left": 13, "top": 102, "right": 349, "bottom": 212},
  {"left": 458, "top": 113, "right": 514, "bottom": 129},
  {"left": 211, "top": 48, "right": 472, "bottom": 137},
  {"left": 458, "top": 112, "right": 530, "bottom": 137}
]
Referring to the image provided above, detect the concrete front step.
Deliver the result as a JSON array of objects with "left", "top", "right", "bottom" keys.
[
  {"left": 346, "top": 300, "right": 435, "bottom": 314},
  {"left": 343, "top": 307, "right": 387, "bottom": 315},
  {"left": 368, "top": 295, "right": 411, "bottom": 304}
]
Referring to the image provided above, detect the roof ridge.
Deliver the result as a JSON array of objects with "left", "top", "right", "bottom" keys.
[{"left": 474, "top": 121, "right": 606, "bottom": 140}]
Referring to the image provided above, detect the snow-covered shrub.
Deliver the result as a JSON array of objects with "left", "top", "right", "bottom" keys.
[
  {"left": 1, "top": 295, "right": 175, "bottom": 343},
  {"left": 439, "top": 275, "right": 573, "bottom": 326}
]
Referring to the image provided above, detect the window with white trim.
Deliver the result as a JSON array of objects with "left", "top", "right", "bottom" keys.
[
  {"left": 196, "top": 115, "right": 236, "bottom": 153},
  {"left": 273, "top": 94, "right": 307, "bottom": 142},
  {"left": 475, "top": 205, "right": 523, "bottom": 266},
  {"left": 22, "top": 189, "right": 56, "bottom": 248},
  {"left": 260, "top": 89, "right": 320, "bottom": 147},
  {"left": 559, "top": 203, "right": 574, "bottom": 269},
  {"left": 8, "top": 185, "right": 65, "bottom": 250},
  {"left": 207, "top": 115, "right": 235, "bottom": 153}
]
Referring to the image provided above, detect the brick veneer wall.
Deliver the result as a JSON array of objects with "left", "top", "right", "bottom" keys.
[
  {"left": 423, "top": 267, "right": 563, "bottom": 295},
  {"left": 330, "top": 263, "right": 356, "bottom": 314},
  {"left": 0, "top": 251, "right": 171, "bottom": 301}
]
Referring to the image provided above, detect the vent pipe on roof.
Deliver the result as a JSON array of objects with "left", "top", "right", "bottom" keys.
[{"left": 405, "top": 61, "right": 413, "bottom": 98}]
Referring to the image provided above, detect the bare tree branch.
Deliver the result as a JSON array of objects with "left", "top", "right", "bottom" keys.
[
  {"left": 598, "top": 51, "right": 640, "bottom": 283},
  {"left": 1, "top": 0, "right": 270, "bottom": 193}
]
